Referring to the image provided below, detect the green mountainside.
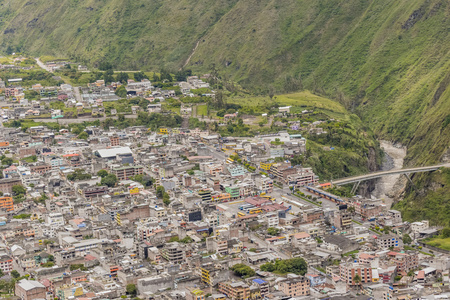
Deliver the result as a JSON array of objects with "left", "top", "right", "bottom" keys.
[
  {"left": 0, "top": 0, "right": 449, "bottom": 223},
  {"left": 0, "top": 0, "right": 448, "bottom": 165}
]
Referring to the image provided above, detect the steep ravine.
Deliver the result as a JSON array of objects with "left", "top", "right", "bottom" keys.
[{"left": 370, "top": 141, "right": 408, "bottom": 208}]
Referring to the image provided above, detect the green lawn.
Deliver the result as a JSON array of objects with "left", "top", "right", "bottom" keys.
[
  {"left": 425, "top": 237, "right": 450, "bottom": 251},
  {"left": 227, "top": 91, "right": 348, "bottom": 119},
  {"left": 196, "top": 104, "right": 207, "bottom": 117},
  {"left": 275, "top": 91, "right": 347, "bottom": 113}
]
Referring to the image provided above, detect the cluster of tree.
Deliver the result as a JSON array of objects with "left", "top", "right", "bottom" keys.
[
  {"left": 441, "top": 228, "right": 450, "bottom": 238},
  {"left": 230, "top": 263, "right": 256, "bottom": 278},
  {"left": 267, "top": 227, "right": 281, "bottom": 236},
  {"left": 13, "top": 214, "right": 31, "bottom": 219},
  {"left": 129, "top": 97, "right": 150, "bottom": 110},
  {"left": 156, "top": 186, "right": 171, "bottom": 206},
  {"left": 403, "top": 234, "right": 412, "bottom": 245},
  {"left": 130, "top": 174, "right": 153, "bottom": 187},
  {"left": 134, "top": 71, "right": 149, "bottom": 82},
  {"left": 188, "top": 117, "right": 208, "bottom": 130},
  {"left": 174, "top": 69, "right": 192, "bottom": 82},
  {"left": 12, "top": 185, "right": 26, "bottom": 202},
  {"left": 78, "top": 131, "right": 89, "bottom": 140},
  {"left": 0, "top": 269, "right": 30, "bottom": 294},
  {"left": 115, "top": 85, "right": 127, "bottom": 98},
  {"left": 126, "top": 284, "right": 137, "bottom": 297},
  {"left": 260, "top": 258, "right": 308, "bottom": 275},
  {"left": 97, "top": 170, "right": 118, "bottom": 187},
  {"left": 70, "top": 264, "right": 88, "bottom": 271},
  {"left": 1, "top": 156, "right": 13, "bottom": 167},
  {"left": 218, "top": 119, "right": 252, "bottom": 137},
  {"left": 102, "top": 112, "right": 182, "bottom": 131},
  {"left": 67, "top": 169, "right": 92, "bottom": 181}
]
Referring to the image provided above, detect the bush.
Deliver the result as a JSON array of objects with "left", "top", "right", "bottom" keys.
[{"left": 230, "top": 264, "right": 256, "bottom": 278}]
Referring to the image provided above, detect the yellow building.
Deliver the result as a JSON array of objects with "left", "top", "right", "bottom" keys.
[{"left": 260, "top": 162, "right": 274, "bottom": 171}]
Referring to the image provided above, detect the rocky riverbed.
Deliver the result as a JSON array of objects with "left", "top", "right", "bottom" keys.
[{"left": 371, "top": 140, "right": 407, "bottom": 208}]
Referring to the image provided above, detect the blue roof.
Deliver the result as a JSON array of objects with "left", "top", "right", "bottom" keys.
[{"left": 253, "top": 279, "right": 266, "bottom": 284}]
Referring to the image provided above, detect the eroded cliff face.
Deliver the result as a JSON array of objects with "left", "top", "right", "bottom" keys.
[{"left": 356, "top": 147, "right": 380, "bottom": 197}]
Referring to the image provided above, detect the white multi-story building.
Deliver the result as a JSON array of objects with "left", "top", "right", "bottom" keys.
[
  {"left": 46, "top": 213, "right": 64, "bottom": 227},
  {"left": 265, "top": 213, "right": 279, "bottom": 227},
  {"left": 411, "top": 220, "right": 429, "bottom": 233}
]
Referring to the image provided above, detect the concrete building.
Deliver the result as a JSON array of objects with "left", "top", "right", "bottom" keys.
[
  {"left": 218, "top": 281, "right": 250, "bottom": 300},
  {"left": 15, "top": 279, "right": 46, "bottom": 300},
  {"left": 278, "top": 277, "right": 310, "bottom": 297}
]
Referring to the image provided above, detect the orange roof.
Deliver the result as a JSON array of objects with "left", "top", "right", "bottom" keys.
[
  {"left": 84, "top": 254, "right": 97, "bottom": 261},
  {"left": 0, "top": 142, "right": 10, "bottom": 147},
  {"left": 417, "top": 270, "right": 425, "bottom": 279},
  {"left": 62, "top": 153, "right": 80, "bottom": 157},
  {"left": 293, "top": 232, "right": 310, "bottom": 240},
  {"left": 359, "top": 253, "right": 376, "bottom": 259}
]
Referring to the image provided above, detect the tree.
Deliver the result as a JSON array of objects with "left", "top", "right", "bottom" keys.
[
  {"left": 403, "top": 234, "right": 412, "bottom": 245},
  {"left": 260, "top": 258, "right": 307, "bottom": 275},
  {"left": 347, "top": 206, "right": 355, "bottom": 214},
  {"left": 78, "top": 132, "right": 89, "bottom": 140},
  {"left": 116, "top": 72, "right": 129, "bottom": 84},
  {"left": 99, "top": 62, "right": 113, "bottom": 71},
  {"left": 11, "top": 270, "right": 20, "bottom": 279},
  {"left": 101, "top": 174, "right": 118, "bottom": 187},
  {"left": 163, "top": 193, "right": 171, "bottom": 206},
  {"left": 441, "top": 227, "right": 450, "bottom": 238},
  {"left": 353, "top": 274, "right": 361, "bottom": 285},
  {"left": 134, "top": 72, "right": 148, "bottom": 82},
  {"left": 156, "top": 186, "right": 165, "bottom": 199},
  {"left": 230, "top": 264, "right": 256, "bottom": 278},
  {"left": 115, "top": 85, "right": 127, "bottom": 98},
  {"left": 97, "top": 170, "right": 108, "bottom": 178},
  {"left": 126, "top": 284, "right": 137, "bottom": 296},
  {"left": 12, "top": 185, "right": 26, "bottom": 195},
  {"left": 1, "top": 157, "right": 13, "bottom": 166},
  {"left": 267, "top": 227, "right": 280, "bottom": 236}
]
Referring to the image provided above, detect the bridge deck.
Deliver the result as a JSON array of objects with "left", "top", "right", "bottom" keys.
[{"left": 332, "top": 164, "right": 447, "bottom": 185}]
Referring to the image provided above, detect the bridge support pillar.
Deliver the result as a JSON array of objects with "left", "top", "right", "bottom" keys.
[
  {"left": 403, "top": 173, "right": 417, "bottom": 191},
  {"left": 351, "top": 181, "right": 361, "bottom": 195}
]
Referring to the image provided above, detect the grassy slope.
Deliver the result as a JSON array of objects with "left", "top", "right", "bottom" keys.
[
  {"left": 0, "top": 0, "right": 447, "bottom": 166},
  {"left": 393, "top": 168, "right": 450, "bottom": 226},
  {"left": 189, "top": 0, "right": 450, "bottom": 165},
  {"left": 0, "top": 0, "right": 239, "bottom": 70}
]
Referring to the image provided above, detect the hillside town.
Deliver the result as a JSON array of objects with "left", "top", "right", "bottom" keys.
[{"left": 0, "top": 62, "right": 448, "bottom": 300}]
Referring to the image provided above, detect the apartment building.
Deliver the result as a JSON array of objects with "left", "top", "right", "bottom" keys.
[
  {"left": 15, "top": 279, "right": 46, "bottom": 300},
  {"left": 160, "top": 242, "right": 185, "bottom": 264},
  {"left": 218, "top": 281, "right": 250, "bottom": 300},
  {"left": 340, "top": 262, "right": 373, "bottom": 285},
  {"left": 111, "top": 165, "right": 143, "bottom": 180},
  {"left": 278, "top": 277, "right": 310, "bottom": 297},
  {"left": 387, "top": 251, "right": 419, "bottom": 272},
  {"left": 0, "top": 255, "right": 13, "bottom": 274},
  {"left": 376, "top": 235, "right": 402, "bottom": 250},
  {"left": 0, "top": 178, "right": 22, "bottom": 194},
  {"left": 0, "top": 197, "right": 14, "bottom": 212}
]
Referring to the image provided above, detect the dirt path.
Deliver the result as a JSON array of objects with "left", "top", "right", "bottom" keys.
[{"left": 181, "top": 40, "right": 200, "bottom": 70}]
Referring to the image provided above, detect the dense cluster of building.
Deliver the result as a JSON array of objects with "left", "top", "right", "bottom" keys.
[
  {"left": 0, "top": 121, "right": 448, "bottom": 300},
  {"left": 0, "top": 67, "right": 448, "bottom": 299}
]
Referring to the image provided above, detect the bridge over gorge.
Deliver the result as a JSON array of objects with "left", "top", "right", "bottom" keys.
[{"left": 331, "top": 163, "right": 449, "bottom": 194}]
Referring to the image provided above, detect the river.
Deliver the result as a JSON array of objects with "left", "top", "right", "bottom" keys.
[{"left": 370, "top": 140, "right": 407, "bottom": 208}]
